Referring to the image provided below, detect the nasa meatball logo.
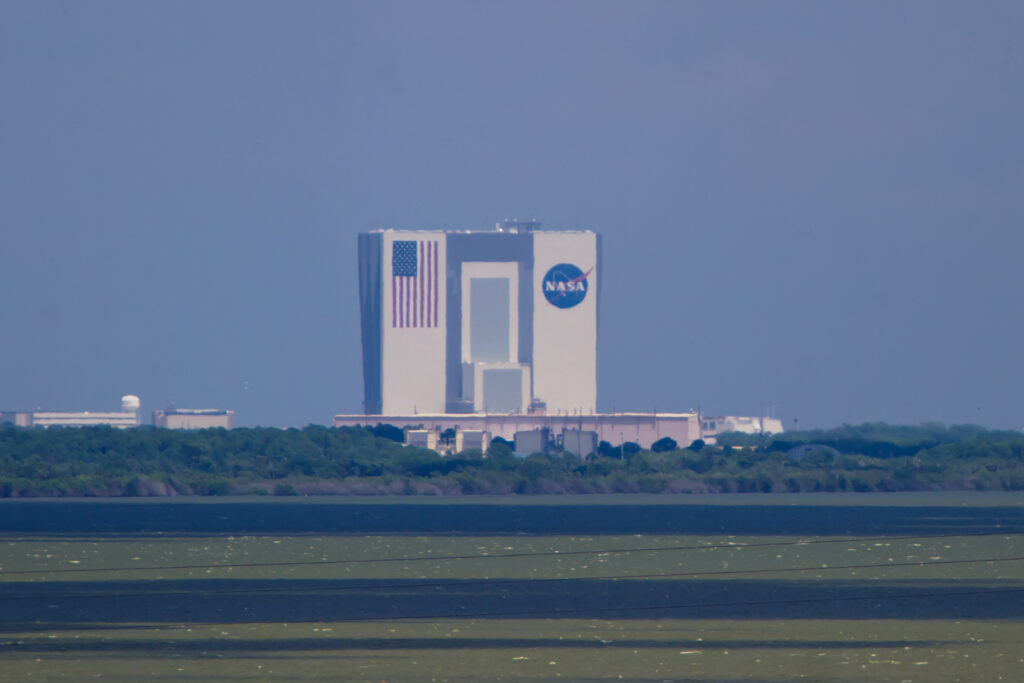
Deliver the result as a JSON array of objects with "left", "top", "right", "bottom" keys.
[{"left": 542, "top": 263, "right": 592, "bottom": 309}]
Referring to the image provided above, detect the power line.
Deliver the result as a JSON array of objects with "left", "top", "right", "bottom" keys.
[
  {"left": 2, "top": 530, "right": 1016, "bottom": 577},
  {"left": 371, "top": 586, "right": 1024, "bottom": 623}
]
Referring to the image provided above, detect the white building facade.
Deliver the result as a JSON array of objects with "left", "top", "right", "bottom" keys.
[
  {"left": 153, "top": 408, "right": 235, "bottom": 430},
  {"left": 358, "top": 226, "right": 600, "bottom": 417},
  {"left": 335, "top": 412, "right": 700, "bottom": 451},
  {"left": 700, "top": 415, "right": 785, "bottom": 443},
  {"left": 18, "top": 395, "right": 142, "bottom": 429}
]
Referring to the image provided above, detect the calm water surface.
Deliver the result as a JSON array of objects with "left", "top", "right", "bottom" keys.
[{"left": 1, "top": 493, "right": 1022, "bottom": 681}]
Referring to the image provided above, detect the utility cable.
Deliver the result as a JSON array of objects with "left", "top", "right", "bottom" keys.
[{"left": 1, "top": 530, "right": 1017, "bottom": 577}]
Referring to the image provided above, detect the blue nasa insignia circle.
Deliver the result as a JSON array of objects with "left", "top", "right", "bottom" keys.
[{"left": 542, "top": 263, "right": 589, "bottom": 309}]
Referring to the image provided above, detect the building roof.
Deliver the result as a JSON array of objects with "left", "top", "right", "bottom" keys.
[{"left": 368, "top": 227, "right": 595, "bottom": 235}]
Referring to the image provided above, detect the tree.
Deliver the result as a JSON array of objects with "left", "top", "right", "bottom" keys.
[
  {"left": 651, "top": 437, "right": 677, "bottom": 453},
  {"left": 622, "top": 442, "right": 642, "bottom": 457},
  {"left": 488, "top": 438, "right": 513, "bottom": 459},
  {"left": 369, "top": 423, "right": 404, "bottom": 442}
]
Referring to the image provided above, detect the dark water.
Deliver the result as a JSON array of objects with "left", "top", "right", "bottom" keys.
[
  {"left": 2, "top": 496, "right": 1023, "bottom": 680},
  {"left": 2, "top": 494, "right": 1023, "bottom": 629},
  {"left": 2, "top": 494, "right": 1023, "bottom": 535},
  {"left": 3, "top": 577, "right": 1021, "bottom": 630}
]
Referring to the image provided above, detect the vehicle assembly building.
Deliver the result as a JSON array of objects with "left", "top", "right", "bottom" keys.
[
  {"left": 338, "top": 221, "right": 700, "bottom": 449},
  {"left": 335, "top": 221, "right": 783, "bottom": 452},
  {"left": 356, "top": 221, "right": 599, "bottom": 416}
]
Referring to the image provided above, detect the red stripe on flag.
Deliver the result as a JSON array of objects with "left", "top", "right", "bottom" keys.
[{"left": 392, "top": 239, "right": 441, "bottom": 329}]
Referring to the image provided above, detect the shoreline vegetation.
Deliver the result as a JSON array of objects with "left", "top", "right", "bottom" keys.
[{"left": 1, "top": 422, "right": 1024, "bottom": 498}]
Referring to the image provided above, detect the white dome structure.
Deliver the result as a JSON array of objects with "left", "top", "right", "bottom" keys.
[{"left": 121, "top": 395, "right": 141, "bottom": 412}]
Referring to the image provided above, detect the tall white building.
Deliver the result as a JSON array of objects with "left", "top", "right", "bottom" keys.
[{"left": 358, "top": 223, "right": 600, "bottom": 416}]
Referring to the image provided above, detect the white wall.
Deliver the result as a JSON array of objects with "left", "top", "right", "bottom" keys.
[
  {"left": 334, "top": 413, "right": 699, "bottom": 449},
  {"left": 381, "top": 231, "right": 448, "bottom": 414},
  {"left": 531, "top": 231, "right": 598, "bottom": 414},
  {"left": 30, "top": 412, "right": 139, "bottom": 428},
  {"left": 158, "top": 413, "right": 234, "bottom": 430},
  {"left": 464, "top": 362, "right": 531, "bottom": 412}
]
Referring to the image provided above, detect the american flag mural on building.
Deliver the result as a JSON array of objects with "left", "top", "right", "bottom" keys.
[{"left": 392, "top": 239, "right": 439, "bottom": 328}]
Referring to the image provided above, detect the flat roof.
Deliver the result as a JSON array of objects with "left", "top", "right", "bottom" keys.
[
  {"left": 368, "top": 228, "right": 595, "bottom": 235},
  {"left": 335, "top": 412, "right": 697, "bottom": 419}
]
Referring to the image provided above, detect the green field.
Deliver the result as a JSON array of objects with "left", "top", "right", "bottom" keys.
[{"left": 2, "top": 495, "right": 1023, "bottom": 681}]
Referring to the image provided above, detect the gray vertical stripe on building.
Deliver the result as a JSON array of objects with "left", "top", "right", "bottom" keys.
[
  {"left": 518, "top": 243, "right": 534, "bottom": 390},
  {"left": 595, "top": 232, "right": 603, "bottom": 406},
  {"left": 445, "top": 232, "right": 534, "bottom": 409},
  {"left": 358, "top": 233, "right": 383, "bottom": 414}
]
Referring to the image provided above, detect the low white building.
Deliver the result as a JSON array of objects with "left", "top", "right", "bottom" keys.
[
  {"left": 153, "top": 408, "right": 235, "bottom": 430},
  {"left": 24, "top": 395, "right": 142, "bottom": 429},
  {"left": 700, "top": 415, "right": 785, "bottom": 444},
  {"left": 455, "top": 429, "right": 490, "bottom": 454},
  {"left": 561, "top": 428, "right": 598, "bottom": 457},
  {"left": 336, "top": 412, "right": 701, "bottom": 450},
  {"left": 0, "top": 411, "right": 33, "bottom": 427},
  {"left": 404, "top": 428, "right": 439, "bottom": 450}
]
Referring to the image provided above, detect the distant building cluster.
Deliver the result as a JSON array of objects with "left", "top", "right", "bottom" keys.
[
  {"left": 385, "top": 412, "right": 785, "bottom": 458},
  {"left": 336, "top": 221, "right": 784, "bottom": 455},
  {"left": 0, "top": 395, "right": 234, "bottom": 430},
  {"left": 405, "top": 427, "right": 492, "bottom": 455},
  {"left": 1, "top": 220, "right": 787, "bottom": 453},
  {"left": 342, "top": 411, "right": 703, "bottom": 451}
]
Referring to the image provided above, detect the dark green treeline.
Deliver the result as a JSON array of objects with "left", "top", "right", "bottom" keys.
[{"left": 1, "top": 422, "right": 1023, "bottom": 497}]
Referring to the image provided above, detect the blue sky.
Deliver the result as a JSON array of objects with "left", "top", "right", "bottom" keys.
[{"left": 2, "top": 1, "right": 1022, "bottom": 429}]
